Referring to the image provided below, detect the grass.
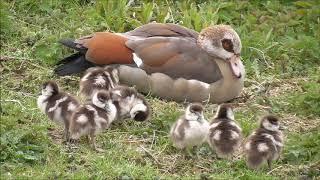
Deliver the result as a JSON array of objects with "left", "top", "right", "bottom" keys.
[{"left": 1, "top": 0, "right": 320, "bottom": 179}]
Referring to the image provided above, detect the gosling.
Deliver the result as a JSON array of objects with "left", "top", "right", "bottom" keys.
[
  {"left": 207, "top": 104, "right": 242, "bottom": 159},
  {"left": 169, "top": 103, "right": 209, "bottom": 155},
  {"left": 37, "top": 80, "right": 79, "bottom": 141},
  {"left": 244, "top": 115, "right": 284, "bottom": 169}
]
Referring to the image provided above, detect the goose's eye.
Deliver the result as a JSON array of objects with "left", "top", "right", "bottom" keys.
[{"left": 221, "top": 39, "right": 234, "bottom": 53}]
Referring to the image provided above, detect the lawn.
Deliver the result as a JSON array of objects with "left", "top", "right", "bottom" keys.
[{"left": 1, "top": 0, "right": 319, "bottom": 179}]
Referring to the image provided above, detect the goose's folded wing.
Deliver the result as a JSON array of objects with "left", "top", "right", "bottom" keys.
[
  {"left": 125, "top": 37, "right": 222, "bottom": 84},
  {"left": 125, "top": 23, "right": 199, "bottom": 39}
]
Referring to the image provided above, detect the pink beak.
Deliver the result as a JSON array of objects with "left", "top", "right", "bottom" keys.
[{"left": 229, "top": 55, "right": 243, "bottom": 78}]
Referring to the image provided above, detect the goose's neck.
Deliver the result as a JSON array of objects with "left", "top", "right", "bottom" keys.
[{"left": 210, "top": 59, "right": 245, "bottom": 103}]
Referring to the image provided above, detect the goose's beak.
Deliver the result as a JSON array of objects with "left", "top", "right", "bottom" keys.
[{"left": 229, "top": 55, "right": 243, "bottom": 78}]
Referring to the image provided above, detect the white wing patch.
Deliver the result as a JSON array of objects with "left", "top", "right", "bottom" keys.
[
  {"left": 67, "top": 102, "right": 77, "bottom": 111},
  {"left": 230, "top": 130, "right": 239, "bottom": 140},
  {"left": 106, "top": 73, "right": 115, "bottom": 88},
  {"left": 94, "top": 75, "right": 106, "bottom": 86},
  {"left": 48, "top": 96, "right": 68, "bottom": 112},
  {"left": 77, "top": 114, "right": 88, "bottom": 124},
  {"left": 229, "top": 121, "right": 241, "bottom": 131},
  {"left": 213, "top": 130, "right": 222, "bottom": 141},
  {"left": 133, "top": 53, "right": 143, "bottom": 67},
  {"left": 81, "top": 72, "right": 92, "bottom": 82},
  {"left": 210, "top": 121, "right": 221, "bottom": 129},
  {"left": 263, "top": 133, "right": 283, "bottom": 147},
  {"left": 257, "top": 143, "right": 269, "bottom": 152}
]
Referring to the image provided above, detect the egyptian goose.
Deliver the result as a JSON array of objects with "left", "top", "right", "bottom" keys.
[
  {"left": 169, "top": 103, "right": 209, "bottom": 155},
  {"left": 55, "top": 23, "right": 245, "bottom": 103},
  {"left": 244, "top": 115, "right": 284, "bottom": 169},
  {"left": 37, "top": 80, "right": 79, "bottom": 141},
  {"left": 207, "top": 104, "right": 242, "bottom": 159}
]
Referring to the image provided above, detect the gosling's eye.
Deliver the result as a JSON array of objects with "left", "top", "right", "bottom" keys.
[{"left": 221, "top": 39, "right": 234, "bottom": 53}]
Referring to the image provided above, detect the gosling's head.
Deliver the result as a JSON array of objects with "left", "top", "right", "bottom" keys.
[
  {"left": 41, "top": 80, "right": 59, "bottom": 96},
  {"left": 92, "top": 90, "right": 112, "bottom": 109},
  {"left": 103, "top": 66, "right": 119, "bottom": 85},
  {"left": 129, "top": 94, "right": 150, "bottom": 122},
  {"left": 185, "top": 103, "right": 204, "bottom": 121},
  {"left": 213, "top": 104, "right": 234, "bottom": 120},
  {"left": 260, "top": 115, "right": 281, "bottom": 131}
]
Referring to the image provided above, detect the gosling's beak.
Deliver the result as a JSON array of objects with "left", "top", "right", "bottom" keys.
[{"left": 229, "top": 55, "right": 243, "bottom": 79}]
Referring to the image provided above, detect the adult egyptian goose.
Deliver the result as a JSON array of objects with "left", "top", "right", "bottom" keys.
[{"left": 55, "top": 23, "right": 245, "bottom": 103}]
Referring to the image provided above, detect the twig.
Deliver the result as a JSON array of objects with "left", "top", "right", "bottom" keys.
[
  {"left": 0, "top": 56, "right": 30, "bottom": 61},
  {"left": 248, "top": 47, "right": 272, "bottom": 69},
  {"left": 0, "top": 56, "right": 49, "bottom": 70},
  {"left": 7, "top": 90, "right": 37, "bottom": 99},
  {"left": 158, "top": 144, "right": 168, "bottom": 155},
  {"left": 253, "top": 104, "right": 272, "bottom": 110},
  {"left": 26, "top": 61, "right": 50, "bottom": 71},
  {"left": 167, "top": 155, "right": 178, "bottom": 173},
  {"left": 267, "top": 165, "right": 283, "bottom": 175},
  {"left": 120, "top": 139, "right": 150, "bottom": 143},
  {"left": 1, "top": 99, "right": 26, "bottom": 110},
  {"left": 150, "top": 130, "right": 156, "bottom": 148},
  {"left": 139, "top": 145, "right": 160, "bottom": 164},
  {"left": 165, "top": 0, "right": 175, "bottom": 23},
  {"left": 195, "top": 164, "right": 211, "bottom": 172},
  {"left": 203, "top": 93, "right": 211, "bottom": 106}
]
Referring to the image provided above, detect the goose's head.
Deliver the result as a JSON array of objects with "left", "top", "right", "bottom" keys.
[{"left": 198, "top": 25, "right": 243, "bottom": 78}]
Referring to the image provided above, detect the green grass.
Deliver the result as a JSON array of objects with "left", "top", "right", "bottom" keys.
[{"left": 1, "top": 0, "right": 320, "bottom": 179}]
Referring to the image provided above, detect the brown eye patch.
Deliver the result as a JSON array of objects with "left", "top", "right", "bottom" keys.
[{"left": 221, "top": 39, "right": 234, "bottom": 53}]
